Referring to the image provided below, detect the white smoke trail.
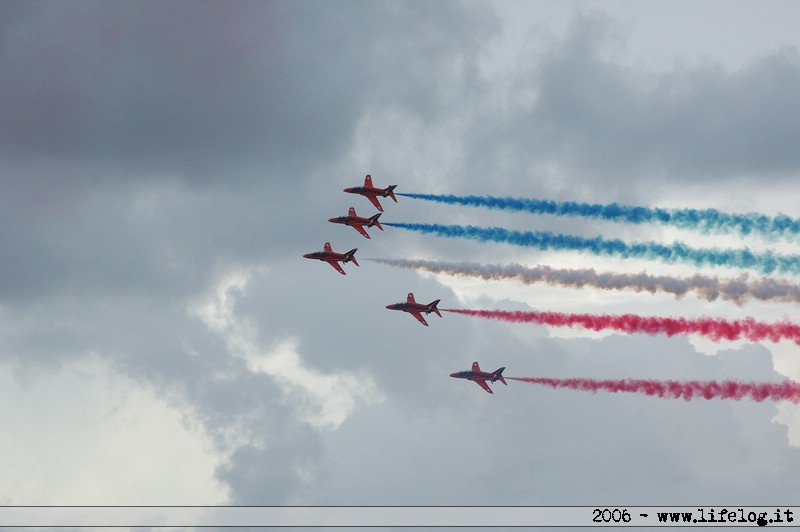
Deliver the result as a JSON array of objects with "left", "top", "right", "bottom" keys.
[{"left": 366, "top": 258, "right": 800, "bottom": 306}]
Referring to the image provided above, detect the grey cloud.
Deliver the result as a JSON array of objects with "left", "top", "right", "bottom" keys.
[
  {"left": 472, "top": 11, "right": 800, "bottom": 199},
  {"left": 312, "top": 334, "right": 800, "bottom": 505},
  {"left": 0, "top": 0, "right": 503, "bottom": 506},
  {"left": 0, "top": 287, "right": 322, "bottom": 502},
  {"left": 0, "top": 0, "right": 498, "bottom": 302},
  {"left": 0, "top": 0, "right": 496, "bottom": 181},
  {"left": 217, "top": 424, "right": 324, "bottom": 505},
  {"left": 1, "top": 1, "right": 347, "bottom": 178},
  {"left": 2, "top": 0, "right": 799, "bottom": 509}
]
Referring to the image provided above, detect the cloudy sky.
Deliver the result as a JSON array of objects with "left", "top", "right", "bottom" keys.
[{"left": 2, "top": 0, "right": 800, "bottom": 512}]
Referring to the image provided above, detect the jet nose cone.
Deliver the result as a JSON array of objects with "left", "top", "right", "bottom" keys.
[
  {"left": 449, "top": 373, "right": 458, "bottom": 378},
  {"left": 327, "top": 217, "right": 336, "bottom": 223},
  {"left": 343, "top": 187, "right": 353, "bottom": 193}
]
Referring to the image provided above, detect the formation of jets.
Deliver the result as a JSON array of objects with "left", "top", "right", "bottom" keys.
[{"left": 304, "top": 174, "right": 506, "bottom": 394}]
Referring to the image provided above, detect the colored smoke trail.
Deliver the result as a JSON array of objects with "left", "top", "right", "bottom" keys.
[
  {"left": 383, "top": 222, "right": 800, "bottom": 275},
  {"left": 365, "top": 258, "right": 800, "bottom": 306},
  {"left": 506, "top": 377, "right": 800, "bottom": 403},
  {"left": 443, "top": 309, "right": 800, "bottom": 345},
  {"left": 397, "top": 192, "right": 800, "bottom": 240}
]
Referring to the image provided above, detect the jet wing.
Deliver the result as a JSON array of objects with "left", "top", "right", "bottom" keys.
[
  {"left": 475, "top": 380, "right": 493, "bottom": 394},
  {"left": 410, "top": 311, "right": 429, "bottom": 326},
  {"left": 367, "top": 195, "right": 384, "bottom": 212},
  {"left": 353, "top": 225, "right": 371, "bottom": 239},
  {"left": 327, "top": 261, "right": 346, "bottom": 275}
]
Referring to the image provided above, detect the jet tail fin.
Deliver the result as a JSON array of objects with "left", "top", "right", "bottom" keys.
[
  {"left": 429, "top": 299, "right": 442, "bottom": 317},
  {"left": 369, "top": 213, "right": 383, "bottom": 231},
  {"left": 346, "top": 249, "right": 359, "bottom": 266},
  {"left": 386, "top": 185, "right": 398, "bottom": 203},
  {"left": 494, "top": 367, "right": 507, "bottom": 385},
  {"left": 345, "top": 248, "right": 359, "bottom": 266}
]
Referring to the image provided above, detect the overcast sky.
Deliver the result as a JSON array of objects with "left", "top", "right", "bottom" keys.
[{"left": 2, "top": 0, "right": 799, "bottom": 513}]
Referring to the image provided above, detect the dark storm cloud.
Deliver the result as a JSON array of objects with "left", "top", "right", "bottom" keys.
[
  {"left": 0, "top": 1, "right": 355, "bottom": 177},
  {"left": 0, "top": 0, "right": 497, "bottom": 301},
  {"left": 0, "top": 0, "right": 495, "bottom": 180},
  {"left": 473, "top": 11, "right": 800, "bottom": 197}
]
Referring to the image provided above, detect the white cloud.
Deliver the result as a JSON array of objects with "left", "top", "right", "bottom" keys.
[
  {"left": 766, "top": 342, "right": 800, "bottom": 446},
  {"left": 0, "top": 355, "right": 227, "bottom": 505},
  {"left": 190, "top": 268, "right": 384, "bottom": 431}
]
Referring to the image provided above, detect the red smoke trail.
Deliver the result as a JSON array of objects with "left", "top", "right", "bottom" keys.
[
  {"left": 507, "top": 377, "right": 800, "bottom": 403},
  {"left": 443, "top": 309, "right": 800, "bottom": 345}
]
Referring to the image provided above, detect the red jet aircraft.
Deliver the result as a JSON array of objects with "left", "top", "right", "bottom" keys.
[
  {"left": 385, "top": 292, "right": 441, "bottom": 326},
  {"left": 303, "top": 242, "right": 359, "bottom": 275},
  {"left": 344, "top": 174, "right": 398, "bottom": 212},
  {"left": 449, "top": 361, "right": 507, "bottom": 394},
  {"left": 328, "top": 207, "right": 383, "bottom": 239}
]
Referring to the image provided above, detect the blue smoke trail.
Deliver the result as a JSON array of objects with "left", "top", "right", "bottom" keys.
[
  {"left": 383, "top": 222, "right": 800, "bottom": 275},
  {"left": 396, "top": 193, "right": 800, "bottom": 240}
]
